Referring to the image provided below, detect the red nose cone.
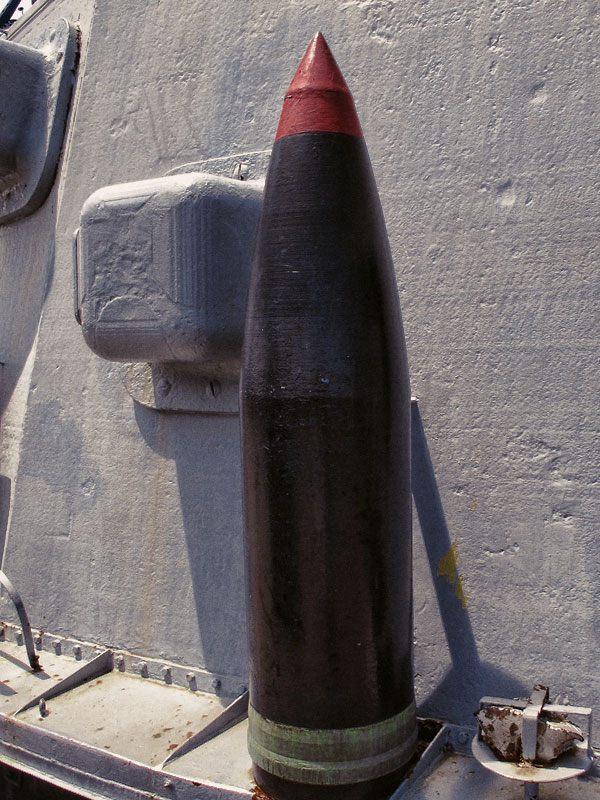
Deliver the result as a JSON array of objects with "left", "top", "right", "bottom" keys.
[{"left": 275, "top": 32, "right": 363, "bottom": 139}]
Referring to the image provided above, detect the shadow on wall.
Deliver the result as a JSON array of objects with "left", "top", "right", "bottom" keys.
[
  {"left": 133, "top": 402, "right": 248, "bottom": 682},
  {"left": 0, "top": 231, "right": 54, "bottom": 569},
  {"left": 411, "top": 401, "right": 525, "bottom": 725},
  {"left": 0, "top": 475, "right": 10, "bottom": 564},
  {"left": 0, "top": 233, "right": 55, "bottom": 419},
  {"left": 132, "top": 394, "right": 521, "bottom": 719}
]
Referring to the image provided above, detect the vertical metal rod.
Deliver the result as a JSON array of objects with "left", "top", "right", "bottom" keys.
[
  {"left": 523, "top": 782, "right": 539, "bottom": 800},
  {"left": 0, "top": 569, "right": 41, "bottom": 671},
  {"left": 0, "top": 0, "right": 20, "bottom": 27}
]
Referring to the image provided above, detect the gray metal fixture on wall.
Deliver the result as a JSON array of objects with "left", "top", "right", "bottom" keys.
[
  {"left": 74, "top": 152, "right": 268, "bottom": 414},
  {"left": 0, "top": 17, "right": 78, "bottom": 224}
]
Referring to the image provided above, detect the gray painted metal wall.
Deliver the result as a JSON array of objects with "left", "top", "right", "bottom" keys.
[{"left": 1, "top": 0, "right": 598, "bottom": 741}]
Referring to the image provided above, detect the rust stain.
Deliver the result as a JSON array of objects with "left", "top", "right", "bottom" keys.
[
  {"left": 250, "top": 785, "right": 273, "bottom": 800},
  {"left": 470, "top": 498, "right": 478, "bottom": 511},
  {"left": 505, "top": 741, "right": 518, "bottom": 759}
]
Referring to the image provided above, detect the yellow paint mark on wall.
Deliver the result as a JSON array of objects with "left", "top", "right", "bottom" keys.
[
  {"left": 455, "top": 573, "right": 470, "bottom": 609},
  {"left": 437, "top": 540, "right": 458, "bottom": 583},
  {"left": 470, "top": 499, "right": 478, "bottom": 511},
  {"left": 437, "top": 541, "right": 469, "bottom": 608}
]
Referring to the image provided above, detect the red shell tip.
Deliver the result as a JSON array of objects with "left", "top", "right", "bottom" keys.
[{"left": 275, "top": 34, "right": 363, "bottom": 139}]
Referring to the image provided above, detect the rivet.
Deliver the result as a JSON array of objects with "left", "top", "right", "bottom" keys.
[
  {"left": 72, "top": 645, "right": 82, "bottom": 660},
  {"left": 137, "top": 661, "right": 149, "bottom": 678},
  {"left": 34, "top": 635, "right": 43, "bottom": 650},
  {"left": 211, "top": 678, "right": 221, "bottom": 692},
  {"left": 52, "top": 639, "right": 62, "bottom": 655},
  {"left": 114, "top": 655, "right": 125, "bottom": 671},
  {"left": 457, "top": 730, "right": 470, "bottom": 745},
  {"left": 164, "top": 778, "right": 173, "bottom": 788},
  {"left": 39, "top": 698, "right": 49, "bottom": 717},
  {"left": 186, "top": 672, "right": 197, "bottom": 690},
  {"left": 15, "top": 632, "right": 23, "bottom": 646},
  {"left": 207, "top": 380, "right": 221, "bottom": 398},
  {"left": 233, "top": 162, "right": 249, "bottom": 180},
  {"left": 160, "top": 666, "right": 172, "bottom": 684}
]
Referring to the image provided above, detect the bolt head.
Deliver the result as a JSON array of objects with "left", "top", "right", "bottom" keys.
[
  {"left": 185, "top": 672, "right": 197, "bottom": 689},
  {"left": 160, "top": 666, "right": 172, "bottom": 683}
]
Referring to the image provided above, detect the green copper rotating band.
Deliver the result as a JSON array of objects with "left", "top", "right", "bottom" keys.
[{"left": 248, "top": 700, "right": 417, "bottom": 785}]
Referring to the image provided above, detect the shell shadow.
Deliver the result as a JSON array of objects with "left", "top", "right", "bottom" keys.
[{"left": 411, "top": 401, "right": 526, "bottom": 725}]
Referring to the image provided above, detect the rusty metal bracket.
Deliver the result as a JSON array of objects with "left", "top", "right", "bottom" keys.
[
  {"left": 472, "top": 686, "right": 593, "bottom": 800},
  {"left": 0, "top": 569, "right": 41, "bottom": 671},
  {"left": 521, "top": 685, "right": 549, "bottom": 762}
]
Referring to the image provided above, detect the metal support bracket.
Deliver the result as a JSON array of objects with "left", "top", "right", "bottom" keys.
[
  {"left": 14, "top": 649, "right": 113, "bottom": 714},
  {"left": 472, "top": 686, "right": 593, "bottom": 800},
  {"left": 0, "top": 569, "right": 40, "bottom": 671},
  {"left": 0, "top": 17, "right": 78, "bottom": 224},
  {"left": 521, "top": 685, "right": 549, "bottom": 762},
  {"left": 161, "top": 689, "right": 249, "bottom": 768},
  {"left": 75, "top": 150, "right": 269, "bottom": 414}
]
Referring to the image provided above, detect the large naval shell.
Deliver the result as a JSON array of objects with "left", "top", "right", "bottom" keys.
[{"left": 240, "top": 35, "right": 416, "bottom": 800}]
